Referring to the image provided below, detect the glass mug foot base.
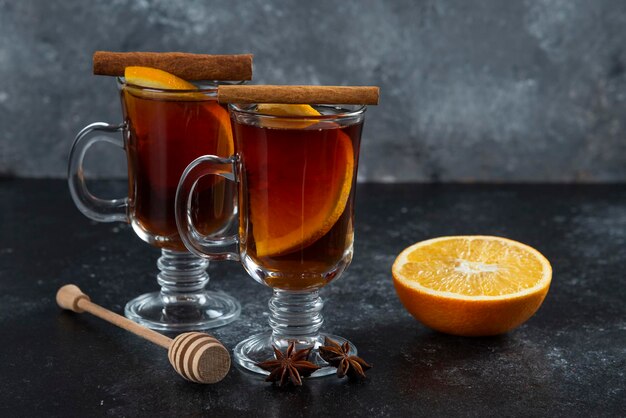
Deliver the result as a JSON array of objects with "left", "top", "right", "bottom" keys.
[
  {"left": 233, "top": 331, "right": 357, "bottom": 378},
  {"left": 124, "top": 290, "right": 241, "bottom": 332}
]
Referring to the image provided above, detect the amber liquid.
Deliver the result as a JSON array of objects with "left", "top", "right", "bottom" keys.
[
  {"left": 235, "top": 118, "right": 362, "bottom": 290},
  {"left": 123, "top": 89, "right": 235, "bottom": 251}
]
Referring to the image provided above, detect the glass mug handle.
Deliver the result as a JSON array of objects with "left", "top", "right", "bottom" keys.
[
  {"left": 67, "top": 122, "right": 129, "bottom": 223},
  {"left": 175, "top": 155, "right": 240, "bottom": 261}
]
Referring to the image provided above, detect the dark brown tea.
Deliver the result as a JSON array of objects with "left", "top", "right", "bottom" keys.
[
  {"left": 122, "top": 88, "right": 235, "bottom": 251},
  {"left": 234, "top": 113, "right": 363, "bottom": 290}
]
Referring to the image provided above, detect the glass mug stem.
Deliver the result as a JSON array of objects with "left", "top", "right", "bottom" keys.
[
  {"left": 157, "top": 250, "right": 209, "bottom": 294},
  {"left": 269, "top": 289, "right": 324, "bottom": 344}
]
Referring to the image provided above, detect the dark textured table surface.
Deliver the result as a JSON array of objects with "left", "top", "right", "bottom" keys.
[{"left": 1, "top": 179, "right": 625, "bottom": 417}]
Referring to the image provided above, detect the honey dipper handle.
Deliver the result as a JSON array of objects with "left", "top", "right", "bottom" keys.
[{"left": 56, "top": 284, "right": 172, "bottom": 349}]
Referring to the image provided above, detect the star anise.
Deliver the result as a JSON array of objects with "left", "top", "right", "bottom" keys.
[
  {"left": 256, "top": 342, "right": 321, "bottom": 387},
  {"left": 319, "top": 337, "right": 372, "bottom": 379}
]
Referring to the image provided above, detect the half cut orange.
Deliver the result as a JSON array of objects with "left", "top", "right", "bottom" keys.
[{"left": 392, "top": 236, "right": 552, "bottom": 336}]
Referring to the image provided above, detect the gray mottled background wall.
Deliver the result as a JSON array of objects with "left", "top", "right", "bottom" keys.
[{"left": 0, "top": 0, "right": 625, "bottom": 182}]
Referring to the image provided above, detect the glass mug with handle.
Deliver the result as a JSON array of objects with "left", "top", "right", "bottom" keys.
[
  {"left": 68, "top": 76, "right": 241, "bottom": 331},
  {"left": 176, "top": 100, "right": 366, "bottom": 375}
]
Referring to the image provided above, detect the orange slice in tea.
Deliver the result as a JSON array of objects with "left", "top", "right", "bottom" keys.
[
  {"left": 257, "top": 104, "right": 320, "bottom": 117},
  {"left": 249, "top": 105, "right": 354, "bottom": 257},
  {"left": 124, "top": 66, "right": 197, "bottom": 90},
  {"left": 123, "top": 66, "right": 210, "bottom": 103},
  {"left": 257, "top": 104, "right": 321, "bottom": 129}
]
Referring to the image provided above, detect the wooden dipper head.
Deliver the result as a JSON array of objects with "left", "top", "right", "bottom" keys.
[{"left": 168, "top": 332, "right": 231, "bottom": 384}]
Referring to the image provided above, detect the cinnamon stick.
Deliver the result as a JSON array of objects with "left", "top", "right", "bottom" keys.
[
  {"left": 93, "top": 51, "right": 253, "bottom": 80},
  {"left": 217, "top": 85, "right": 379, "bottom": 105}
]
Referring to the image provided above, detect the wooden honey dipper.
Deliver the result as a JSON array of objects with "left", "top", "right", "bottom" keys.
[{"left": 56, "top": 284, "right": 230, "bottom": 384}]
